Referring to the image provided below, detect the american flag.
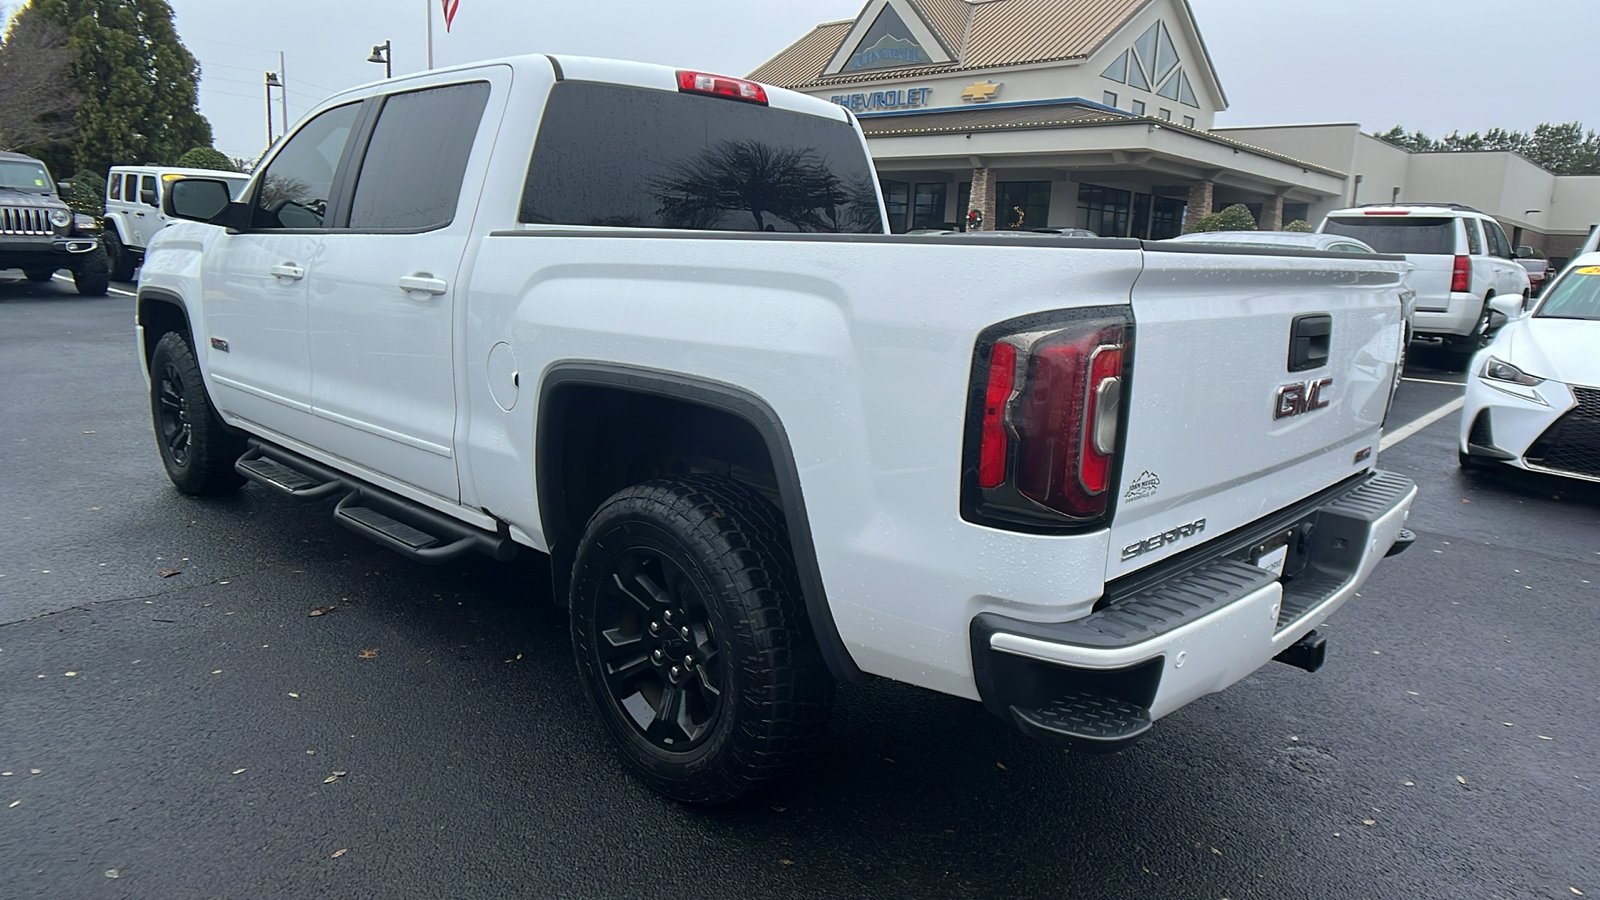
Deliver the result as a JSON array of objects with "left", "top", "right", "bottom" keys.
[{"left": 441, "top": 0, "right": 459, "bottom": 32}]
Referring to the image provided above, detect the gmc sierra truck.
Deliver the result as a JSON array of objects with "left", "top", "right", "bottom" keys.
[{"left": 139, "top": 55, "right": 1418, "bottom": 804}]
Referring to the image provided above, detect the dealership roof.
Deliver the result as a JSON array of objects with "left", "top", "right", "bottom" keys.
[
  {"left": 749, "top": 0, "right": 1152, "bottom": 87},
  {"left": 854, "top": 101, "right": 1349, "bottom": 177}
]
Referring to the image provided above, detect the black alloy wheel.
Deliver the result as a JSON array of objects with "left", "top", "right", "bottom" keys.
[
  {"left": 594, "top": 546, "right": 724, "bottom": 750},
  {"left": 148, "top": 331, "right": 245, "bottom": 495},
  {"left": 571, "top": 476, "right": 834, "bottom": 805}
]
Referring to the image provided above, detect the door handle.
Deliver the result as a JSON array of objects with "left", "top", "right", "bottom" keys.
[
  {"left": 269, "top": 264, "right": 305, "bottom": 281},
  {"left": 398, "top": 275, "right": 448, "bottom": 296}
]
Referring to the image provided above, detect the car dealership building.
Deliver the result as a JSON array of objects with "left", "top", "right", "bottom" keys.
[{"left": 751, "top": 0, "right": 1599, "bottom": 260}]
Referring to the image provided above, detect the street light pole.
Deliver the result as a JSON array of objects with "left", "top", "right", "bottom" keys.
[
  {"left": 426, "top": 0, "right": 434, "bottom": 70},
  {"left": 367, "top": 40, "right": 392, "bottom": 79}
]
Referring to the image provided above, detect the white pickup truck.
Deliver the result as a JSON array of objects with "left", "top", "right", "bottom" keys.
[{"left": 139, "top": 55, "right": 1418, "bottom": 804}]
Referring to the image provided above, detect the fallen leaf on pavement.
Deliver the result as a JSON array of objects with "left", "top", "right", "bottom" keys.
[
  {"left": 778, "top": 859, "right": 793, "bottom": 867},
  {"left": 1363, "top": 818, "right": 1376, "bottom": 826},
  {"left": 159, "top": 569, "right": 182, "bottom": 578},
  {"left": 323, "top": 775, "right": 340, "bottom": 784},
  {"left": 333, "top": 770, "right": 348, "bottom": 777},
  {"left": 308, "top": 606, "right": 335, "bottom": 617},
  {"left": 8, "top": 801, "right": 19, "bottom": 808},
  {"left": 331, "top": 849, "right": 347, "bottom": 859},
  {"left": 1456, "top": 775, "right": 1467, "bottom": 785},
  {"left": 232, "top": 768, "right": 246, "bottom": 775},
  {"left": 1539, "top": 735, "right": 1554, "bottom": 741},
  {"left": 995, "top": 762, "right": 1007, "bottom": 771},
  {"left": 358, "top": 648, "right": 379, "bottom": 659},
  {"left": 105, "top": 869, "right": 118, "bottom": 878}
]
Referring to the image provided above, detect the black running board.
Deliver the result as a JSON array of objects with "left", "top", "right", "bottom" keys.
[{"left": 235, "top": 440, "right": 516, "bottom": 565}]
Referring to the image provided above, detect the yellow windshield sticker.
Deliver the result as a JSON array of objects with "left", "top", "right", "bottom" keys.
[
  {"left": 1576, "top": 266, "right": 1600, "bottom": 275},
  {"left": 34, "top": 178, "right": 44, "bottom": 186}
]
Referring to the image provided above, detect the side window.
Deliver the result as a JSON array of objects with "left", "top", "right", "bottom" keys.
[
  {"left": 108, "top": 175, "right": 121, "bottom": 201},
  {"left": 123, "top": 175, "right": 138, "bottom": 203},
  {"left": 252, "top": 102, "right": 361, "bottom": 229},
  {"left": 140, "top": 175, "right": 158, "bottom": 206},
  {"left": 1484, "top": 219, "right": 1512, "bottom": 258},
  {"left": 347, "top": 81, "right": 490, "bottom": 231},
  {"left": 1462, "top": 218, "right": 1482, "bottom": 256}
]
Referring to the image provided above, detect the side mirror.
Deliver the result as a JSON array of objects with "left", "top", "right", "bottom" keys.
[
  {"left": 164, "top": 178, "right": 234, "bottom": 223},
  {"left": 1488, "top": 295, "right": 1522, "bottom": 322},
  {"left": 140, "top": 187, "right": 159, "bottom": 207}
]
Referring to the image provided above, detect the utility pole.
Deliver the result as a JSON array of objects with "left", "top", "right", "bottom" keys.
[
  {"left": 264, "top": 71, "right": 281, "bottom": 147},
  {"left": 426, "top": 0, "right": 434, "bottom": 69}
]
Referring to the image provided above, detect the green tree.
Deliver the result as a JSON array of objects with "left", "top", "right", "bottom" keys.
[
  {"left": 1378, "top": 121, "right": 1600, "bottom": 175},
  {"left": 175, "top": 146, "right": 237, "bottom": 171},
  {"left": 0, "top": 8, "right": 81, "bottom": 152},
  {"left": 1283, "top": 219, "right": 1313, "bottom": 233},
  {"left": 1191, "top": 203, "right": 1256, "bottom": 233},
  {"left": 28, "top": 0, "right": 212, "bottom": 177}
]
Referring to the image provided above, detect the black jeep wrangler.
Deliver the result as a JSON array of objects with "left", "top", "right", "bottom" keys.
[{"left": 0, "top": 150, "right": 110, "bottom": 296}]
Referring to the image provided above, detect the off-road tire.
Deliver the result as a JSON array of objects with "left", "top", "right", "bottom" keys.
[
  {"left": 104, "top": 229, "right": 135, "bottom": 282},
  {"left": 71, "top": 245, "right": 110, "bottom": 296},
  {"left": 570, "top": 476, "right": 834, "bottom": 805},
  {"left": 149, "top": 331, "right": 246, "bottom": 495}
]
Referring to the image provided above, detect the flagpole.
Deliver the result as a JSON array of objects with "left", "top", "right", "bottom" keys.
[{"left": 426, "top": 0, "right": 434, "bottom": 70}]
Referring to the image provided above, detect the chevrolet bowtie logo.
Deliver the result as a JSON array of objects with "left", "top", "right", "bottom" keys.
[{"left": 961, "top": 81, "right": 1001, "bottom": 103}]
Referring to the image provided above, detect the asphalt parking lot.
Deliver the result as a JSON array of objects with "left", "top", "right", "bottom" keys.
[{"left": 2, "top": 275, "right": 1596, "bottom": 899}]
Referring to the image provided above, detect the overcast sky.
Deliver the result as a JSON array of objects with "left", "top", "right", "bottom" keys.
[{"left": 3, "top": 0, "right": 1592, "bottom": 161}]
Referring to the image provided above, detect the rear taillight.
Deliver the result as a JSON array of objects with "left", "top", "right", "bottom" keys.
[
  {"left": 676, "top": 70, "right": 768, "bottom": 105},
  {"left": 1451, "top": 255, "right": 1471, "bottom": 293},
  {"left": 965, "top": 310, "right": 1131, "bottom": 531}
]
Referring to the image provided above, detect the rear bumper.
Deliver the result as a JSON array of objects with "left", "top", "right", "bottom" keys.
[
  {"left": 1412, "top": 292, "right": 1482, "bottom": 337},
  {"left": 971, "top": 470, "right": 1417, "bottom": 750}
]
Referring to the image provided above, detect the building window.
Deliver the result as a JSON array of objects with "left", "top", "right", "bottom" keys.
[
  {"left": 881, "top": 180, "right": 910, "bottom": 233},
  {"left": 1150, "top": 196, "right": 1186, "bottom": 240},
  {"left": 1131, "top": 100, "right": 1146, "bottom": 116},
  {"left": 998, "top": 181, "right": 1051, "bottom": 230},
  {"left": 913, "top": 182, "right": 948, "bottom": 230},
  {"left": 1103, "top": 91, "right": 1118, "bottom": 109},
  {"left": 1182, "top": 115, "right": 1195, "bottom": 128},
  {"left": 956, "top": 181, "right": 971, "bottom": 228},
  {"left": 1283, "top": 202, "right": 1310, "bottom": 225},
  {"left": 1159, "top": 108, "right": 1172, "bottom": 121},
  {"left": 1078, "top": 183, "right": 1132, "bottom": 237}
]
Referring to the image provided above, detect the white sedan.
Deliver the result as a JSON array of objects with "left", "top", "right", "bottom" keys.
[{"left": 1458, "top": 252, "right": 1600, "bottom": 482}]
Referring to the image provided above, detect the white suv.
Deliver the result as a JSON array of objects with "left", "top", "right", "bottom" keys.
[
  {"left": 1319, "top": 204, "right": 1530, "bottom": 369},
  {"left": 103, "top": 166, "right": 249, "bottom": 281}
]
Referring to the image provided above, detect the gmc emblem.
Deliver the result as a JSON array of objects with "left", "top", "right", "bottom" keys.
[{"left": 1275, "top": 378, "right": 1332, "bottom": 420}]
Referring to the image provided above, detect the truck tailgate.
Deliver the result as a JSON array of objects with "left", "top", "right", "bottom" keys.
[{"left": 1106, "top": 248, "right": 1408, "bottom": 581}]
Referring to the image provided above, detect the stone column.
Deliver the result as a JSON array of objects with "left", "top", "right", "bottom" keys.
[
  {"left": 969, "top": 167, "right": 997, "bottom": 232},
  {"left": 1260, "top": 194, "right": 1285, "bottom": 231},
  {"left": 1182, "top": 180, "right": 1214, "bottom": 233}
]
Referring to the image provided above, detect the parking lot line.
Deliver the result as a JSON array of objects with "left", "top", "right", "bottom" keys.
[
  {"left": 52, "top": 274, "right": 136, "bottom": 298},
  {"left": 1401, "top": 376, "right": 1467, "bottom": 387},
  {"left": 1381, "top": 397, "right": 1465, "bottom": 451}
]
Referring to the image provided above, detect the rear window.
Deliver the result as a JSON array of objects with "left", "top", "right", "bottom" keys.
[
  {"left": 1323, "top": 216, "right": 1456, "bottom": 255},
  {"left": 520, "top": 82, "right": 883, "bottom": 234},
  {"left": 1536, "top": 267, "right": 1600, "bottom": 321}
]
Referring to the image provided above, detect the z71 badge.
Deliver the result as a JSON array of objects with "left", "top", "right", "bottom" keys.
[{"left": 1122, "top": 518, "right": 1207, "bottom": 561}]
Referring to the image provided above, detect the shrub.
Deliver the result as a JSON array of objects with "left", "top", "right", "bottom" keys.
[
  {"left": 63, "top": 171, "right": 106, "bottom": 217},
  {"left": 1191, "top": 203, "right": 1257, "bottom": 233},
  {"left": 174, "top": 147, "right": 238, "bottom": 172},
  {"left": 1284, "top": 219, "right": 1313, "bottom": 233}
]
